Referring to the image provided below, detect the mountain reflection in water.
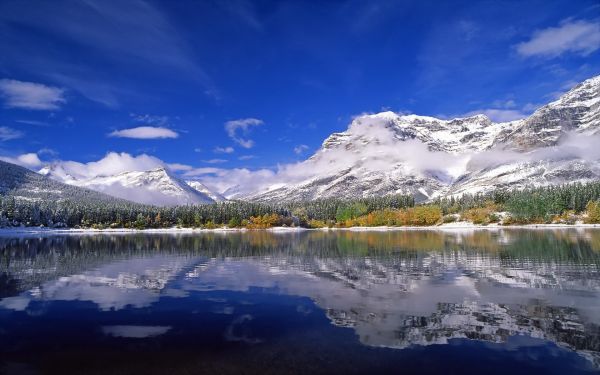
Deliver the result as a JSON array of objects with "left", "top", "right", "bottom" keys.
[{"left": 0, "top": 229, "right": 599, "bottom": 375}]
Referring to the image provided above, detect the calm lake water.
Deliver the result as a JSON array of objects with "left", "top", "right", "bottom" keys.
[{"left": 0, "top": 229, "right": 599, "bottom": 375}]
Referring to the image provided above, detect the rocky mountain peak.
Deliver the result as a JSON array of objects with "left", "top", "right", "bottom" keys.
[{"left": 246, "top": 74, "right": 600, "bottom": 202}]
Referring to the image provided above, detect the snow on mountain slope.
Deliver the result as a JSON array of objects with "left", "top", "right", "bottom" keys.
[
  {"left": 185, "top": 180, "right": 226, "bottom": 202},
  {"left": 449, "top": 158, "right": 600, "bottom": 196},
  {"left": 244, "top": 75, "right": 600, "bottom": 201},
  {"left": 494, "top": 75, "right": 600, "bottom": 150},
  {"left": 450, "top": 76, "right": 600, "bottom": 196},
  {"left": 40, "top": 166, "right": 215, "bottom": 206},
  {"left": 0, "top": 160, "right": 131, "bottom": 205}
]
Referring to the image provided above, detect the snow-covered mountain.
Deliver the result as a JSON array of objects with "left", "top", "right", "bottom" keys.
[
  {"left": 0, "top": 159, "right": 131, "bottom": 205},
  {"left": 185, "top": 180, "right": 226, "bottom": 202},
  {"left": 242, "top": 75, "right": 600, "bottom": 201},
  {"left": 40, "top": 166, "right": 216, "bottom": 206},
  {"left": 31, "top": 75, "right": 600, "bottom": 204}
]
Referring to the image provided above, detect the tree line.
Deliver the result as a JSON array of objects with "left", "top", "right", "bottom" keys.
[{"left": 1, "top": 182, "right": 600, "bottom": 229}]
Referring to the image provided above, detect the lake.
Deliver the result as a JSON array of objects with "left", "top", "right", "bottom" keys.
[{"left": 0, "top": 229, "right": 599, "bottom": 374}]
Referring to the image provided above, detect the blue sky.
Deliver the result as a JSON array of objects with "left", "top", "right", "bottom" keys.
[{"left": 0, "top": 0, "right": 599, "bottom": 180}]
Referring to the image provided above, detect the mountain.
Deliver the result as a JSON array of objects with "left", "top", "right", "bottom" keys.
[
  {"left": 40, "top": 166, "right": 216, "bottom": 206},
  {"left": 185, "top": 180, "right": 226, "bottom": 202},
  {"left": 449, "top": 75, "right": 600, "bottom": 196},
  {"left": 24, "top": 75, "right": 600, "bottom": 204},
  {"left": 0, "top": 160, "right": 132, "bottom": 205},
  {"left": 243, "top": 75, "right": 600, "bottom": 201}
]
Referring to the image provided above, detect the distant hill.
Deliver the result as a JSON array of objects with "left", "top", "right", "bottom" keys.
[
  {"left": 40, "top": 165, "right": 217, "bottom": 206},
  {"left": 0, "top": 159, "right": 135, "bottom": 205}
]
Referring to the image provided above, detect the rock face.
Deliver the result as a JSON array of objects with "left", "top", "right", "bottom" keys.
[
  {"left": 40, "top": 166, "right": 216, "bottom": 206},
  {"left": 243, "top": 75, "right": 600, "bottom": 201},
  {"left": 496, "top": 76, "right": 600, "bottom": 150}
]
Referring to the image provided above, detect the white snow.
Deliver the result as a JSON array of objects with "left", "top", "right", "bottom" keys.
[{"left": 42, "top": 166, "right": 216, "bottom": 206}]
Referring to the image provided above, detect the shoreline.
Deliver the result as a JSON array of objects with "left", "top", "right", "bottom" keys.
[{"left": 0, "top": 222, "right": 599, "bottom": 236}]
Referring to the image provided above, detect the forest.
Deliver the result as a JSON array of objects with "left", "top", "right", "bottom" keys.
[{"left": 1, "top": 182, "right": 600, "bottom": 229}]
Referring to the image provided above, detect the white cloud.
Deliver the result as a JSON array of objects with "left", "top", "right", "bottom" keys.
[
  {"left": 516, "top": 19, "right": 600, "bottom": 58},
  {"left": 183, "top": 167, "right": 223, "bottom": 177},
  {"left": 38, "top": 147, "right": 58, "bottom": 156},
  {"left": 102, "top": 325, "right": 171, "bottom": 339},
  {"left": 238, "top": 155, "right": 256, "bottom": 161},
  {"left": 0, "top": 126, "right": 24, "bottom": 141},
  {"left": 293, "top": 144, "right": 309, "bottom": 155},
  {"left": 214, "top": 146, "right": 234, "bottom": 154},
  {"left": 202, "top": 159, "right": 228, "bottom": 164},
  {"left": 109, "top": 126, "right": 179, "bottom": 139},
  {"left": 0, "top": 153, "right": 42, "bottom": 168},
  {"left": 44, "top": 152, "right": 165, "bottom": 180},
  {"left": 491, "top": 99, "right": 516, "bottom": 109},
  {"left": 0, "top": 79, "right": 66, "bottom": 110},
  {"left": 167, "top": 163, "right": 193, "bottom": 171},
  {"left": 466, "top": 132, "right": 600, "bottom": 171},
  {"left": 225, "top": 118, "right": 263, "bottom": 148},
  {"left": 15, "top": 120, "right": 50, "bottom": 126},
  {"left": 184, "top": 167, "right": 276, "bottom": 195}
]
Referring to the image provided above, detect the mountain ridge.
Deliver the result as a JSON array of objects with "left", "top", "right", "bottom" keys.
[
  {"left": 19, "top": 74, "right": 600, "bottom": 204},
  {"left": 0, "top": 159, "right": 136, "bottom": 205},
  {"left": 40, "top": 165, "right": 217, "bottom": 206},
  {"left": 241, "top": 74, "right": 600, "bottom": 202}
]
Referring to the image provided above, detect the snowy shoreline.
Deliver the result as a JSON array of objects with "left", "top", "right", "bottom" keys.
[{"left": 0, "top": 222, "right": 599, "bottom": 236}]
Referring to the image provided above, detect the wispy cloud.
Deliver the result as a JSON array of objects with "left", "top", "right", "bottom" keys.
[
  {"left": 15, "top": 120, "right": 50, "bottom": 126},
  {"left": 214, "top": 146, "right": 235, "bottom": 154},
  {"left": 238, "top": 155, "right": 256, "bottom": 160},
  {"left": 46, "top": 71, "right": 122, "bottom": 108},
  {"left": 218, "top": 0, "right": 263, "bottom": 31},
  {"left": 0, "top": 0, "right": 217, "bottom": 107},
  {"left": 108, "top": 126, "right": 179, "bottom": 139},
  {"left": 293, "top": 144, "right": 309, "bottom": 155},
  {"left": 202, "top": 158, "right": 228, "bottom": 164},
  {"left": 0, "top": 126, "right": 24, "bottom": 141},
  {"left": 38, "top": 147, "right": 58, "bottom": 156},
  {"left": 516, "top": 19, "right": 600, "bottom": 58},
  {"left": 183, "top": 167, "right": 224, "bottom": 177},
  {"left": 130, "top": 113, "right": 170, "bottom": 126},
  {"left": 167, "top": 163, "right": 193, "bottom": 171},
  {"left": 0, "top": 79, "right": 66, "bottom": 110},
  {"left": 225, "top": 118, "right": 263, "bottom": 148},
  {"left": 491, "top": 99, "right": 516, "bottom": 108}
]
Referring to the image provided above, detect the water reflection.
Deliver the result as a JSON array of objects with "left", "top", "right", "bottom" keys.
[{"left": 0, "top": 229, "right": 599, "bottom": 374}]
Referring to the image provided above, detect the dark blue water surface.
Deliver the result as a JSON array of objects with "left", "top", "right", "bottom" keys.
[{"left": 0, "top": 229, "right": 599, "bottom": 374}]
